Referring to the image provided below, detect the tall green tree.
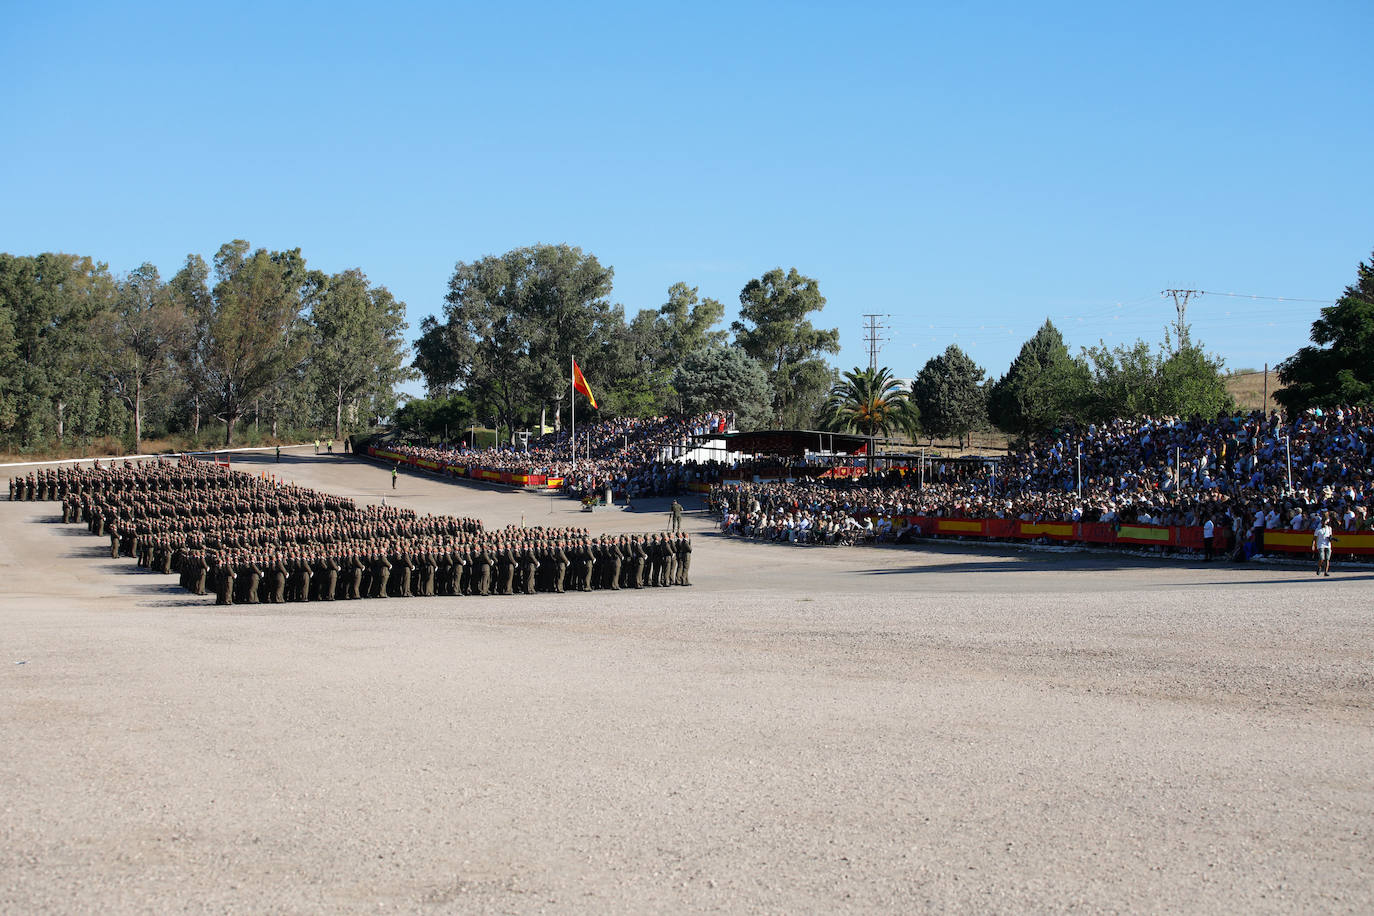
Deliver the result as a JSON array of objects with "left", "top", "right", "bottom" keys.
[
  {"left": 987, "top": 320, "right": 1091, "bottom": 438},
  {"left": 413, "top": 314, "right": 471, "bottom": 399},
  {"left": 310, "top": 268, "right": 413, "bottom": 439},
  {"left": 421, "top": 245, "right": 622, "bottom": 435},
  {"left": 620, "top": 282, "right": 728, "bottom": 414},
  {"left": 203, "top": 241, "right": 321, "bottom": 445},
  {"left": 656, "top": 281, "right": 728, "bottom": 356},
  {"left": 818, "top": 366, "right": 919, "bottom": 439},
  {"left": 166, "top": 254, "right": 214, "bottom": 437},
  {"left": 1276, "top": 249, "right": 1374, "bottom": 411},
  {"left": 93, "top": 263, "right": 191, "bottom": 451},
  {"left": 732, "top": 268, "right": 839, "bottom": 427},
  {"left": 910, "top": 345, "right": 987, "bottom": 446},
  {"left": 672, "top": 346, "right": 772, "bottom": 429},
  {"left": 0, "top": 259, "right": 24, "bottom": 439},
  {"left": 0, "top": 253, "right": 115, "bottom": 446},
  {"left": 519, "top": 245, "right": 621, "bottom": 420}
]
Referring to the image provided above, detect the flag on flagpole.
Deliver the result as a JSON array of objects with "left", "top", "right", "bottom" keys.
[{"left": 572, "top": 358, "right": 597, "bottom": 409}]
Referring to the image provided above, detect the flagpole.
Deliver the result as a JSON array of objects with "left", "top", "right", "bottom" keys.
[{"left": 570, "top": 354, "right": 575, "bottom": 459}]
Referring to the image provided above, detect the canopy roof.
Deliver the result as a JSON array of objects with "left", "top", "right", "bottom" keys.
[{"left": 693, "top": 429, "right": 879, "bottom": 458}]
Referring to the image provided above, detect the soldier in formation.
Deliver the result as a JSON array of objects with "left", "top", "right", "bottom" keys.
[{"left": 29, "top": 458, "right": 693, "bottom": 601}]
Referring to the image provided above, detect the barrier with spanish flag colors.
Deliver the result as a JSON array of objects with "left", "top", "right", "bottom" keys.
[
  {"left": 881, "top": 516, "right": 1374, "bottom": 555},
  {"left": 365, "top": 446, "right": 563, "bottom": 490}
]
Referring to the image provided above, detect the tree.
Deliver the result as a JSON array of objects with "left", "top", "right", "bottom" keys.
[
  {"left": 619, "top": 282, "right": 728, "bottom": 414},
  {"left": 0, "top": 275, "right": 16, "bottom": 438},
  {"left": 0, "top": 253, "right": 115, "bottom": 447},
  {"left": 310, "top": 268, "right": 413, "bottom": 439},
  {"left": 422, "top": 245, "right": 622, "bottom": 436},
  {"left": 818, "top": 366, "right": 919, "bottom": 439},
  {"left": 909, "top": 345, "right": 987, "bottom": 446},
  {"left": 656, "top": 281, "right": 727, "bottom": 356},
  {"left": 672, "top": 346, "right": 772, "bottom": 429},
  {"left": 166, "top": 254, "right": 214, "bottom": 437},
  {"left": 987, "top": 320, "right": 1091, "bottom": 438},
  {"left": 393, "top": 394, "right": 474, "bottom": 441},
  {"left": 1081, "top": 338, "right": 1159, "bottom": 421},
  {"left": 732, "top": 268, "right": 840, "bottom": 427},
  {"left": 1082, "top": 332, "right": 1232, "bottom": 422},
  {"left": 1156, "top": 340, "right": 1234, "bottom": 419},
  {"left": 203, "top": 241, "right": 322, "bottom": 445},
  {"left": 92, "top": 263, "right": 191, "bottom": 451},
  {"left": 518, "top": 245, "right": 621, "bottom": 422},
  {"left": 1276, "top": 249, "right": 1374, "bottom": 411},
  {"left": 413, "top": 314, "right": 472, "bottom": 399}
]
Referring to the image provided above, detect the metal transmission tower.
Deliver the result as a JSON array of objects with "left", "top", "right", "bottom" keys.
[
  {"left": 1160, "top": 289, "right": 1202, "bottom": 349},
  {"left": 861, "top": 314, "right": 891, "bottom": 371}
]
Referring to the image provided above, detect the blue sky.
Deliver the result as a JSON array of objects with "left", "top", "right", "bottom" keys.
[{"left": 4, "top": 1, "right": 1371, "bottom": 395}]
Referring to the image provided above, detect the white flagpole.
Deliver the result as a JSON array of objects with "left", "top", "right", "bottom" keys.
[{"left": 570, "top": 355, "right": 575, "bottom": 459}]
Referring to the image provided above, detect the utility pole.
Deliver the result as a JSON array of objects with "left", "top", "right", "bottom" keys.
[
  {"left": 1160, "top": 289, "right": 1202, "bottom": 350},
  {"left": 862, "top": 314, "right": 891, "bottom": 371}
]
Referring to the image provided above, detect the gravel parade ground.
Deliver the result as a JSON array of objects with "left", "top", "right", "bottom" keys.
[{"left": 3, "top": 449, "right": 1371, "bottom": 914}]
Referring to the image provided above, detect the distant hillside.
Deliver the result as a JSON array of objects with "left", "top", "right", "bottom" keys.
[{"left": 1226, "top": 369, "right": 1284, "bottom": 412}]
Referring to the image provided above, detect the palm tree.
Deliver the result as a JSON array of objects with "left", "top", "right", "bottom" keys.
[{"left": 817, "top": 366, "right": 919, "bottom": 440}]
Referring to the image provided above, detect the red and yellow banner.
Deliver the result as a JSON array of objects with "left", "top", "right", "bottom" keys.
[
  {"left": 365, "top": 447, "right": 561, "bottom": 490},
  {"left": 875, "top": 516, "right": 1373, "bottom": 555}
]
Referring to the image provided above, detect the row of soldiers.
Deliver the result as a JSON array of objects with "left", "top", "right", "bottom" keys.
[
  {"left": 192, "top": 529, "right": 692, "bottom": 604},
  {"left": 27, "top": 459, "right": 693, "bottom": 602},
  {"left": 10, "top": 470, "right": 54, "bottom": 501},
  {"left": 11, "top": 459, "right": 279, "bottom": 502}
]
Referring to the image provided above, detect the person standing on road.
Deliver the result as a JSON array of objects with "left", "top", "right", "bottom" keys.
[
  {"left": 1312, "top": 513, "right": 1336, "bottom": 577},
  {"left": 391, "top": 465, "right": 398, "bottom": 490},
  {"left": 670, "top": 500, "right": 683, "bottom": 533},
  {"left": 1202, "top": 515, "right": 1214, "bottom": 562}
]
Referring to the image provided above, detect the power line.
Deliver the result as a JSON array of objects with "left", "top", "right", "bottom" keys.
[{"left": 1200, "top": 290, "right": 1335, "bottom": 304}]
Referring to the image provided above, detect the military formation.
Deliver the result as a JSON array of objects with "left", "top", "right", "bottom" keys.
[{"left": 14, "top": 458, "right": 692, "bottom": 605}]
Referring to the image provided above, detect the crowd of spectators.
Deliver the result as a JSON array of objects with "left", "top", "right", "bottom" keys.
[
  {"left": 709, "top": 407, "right": 1374, "bottom": 552},
  {"left": 373, "top": 412, "right": 733, "bottom": 500},
  {"left": 355, "top": 404, "right": 1374, "bottom": 556}
]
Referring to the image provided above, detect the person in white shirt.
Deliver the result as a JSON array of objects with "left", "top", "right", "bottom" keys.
[
  {"left": 1311, "top": 513, "right": 1336, "bottom": 577},
  {"left": 1202, "top": 516, "right": 1215, "bottom": 562}
]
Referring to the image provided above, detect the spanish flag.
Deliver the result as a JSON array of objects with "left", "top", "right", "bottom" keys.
[{"left": 572, "top": 358, "right": 597, "bottom": 409}]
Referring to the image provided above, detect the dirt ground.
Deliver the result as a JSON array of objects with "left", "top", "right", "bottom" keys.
[{"left": 2, "top": 448, "right": 1370, "bottom": 914}]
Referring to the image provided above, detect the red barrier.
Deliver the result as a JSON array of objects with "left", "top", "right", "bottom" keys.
[
  {"left": 880, "top": 516, "right": 1374, "bottom": 555},
  {"left": 365, "top": 447, "right": 562, "bottom": 491}
]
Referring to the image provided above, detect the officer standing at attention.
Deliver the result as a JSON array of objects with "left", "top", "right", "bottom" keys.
[{"left": 670, "top": 500, "right": 684, "bottom": 533}]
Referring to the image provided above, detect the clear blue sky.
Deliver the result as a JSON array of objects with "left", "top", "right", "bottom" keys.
[{"left": 4, "top": 1, "right": 1371, "bottom": 395}]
